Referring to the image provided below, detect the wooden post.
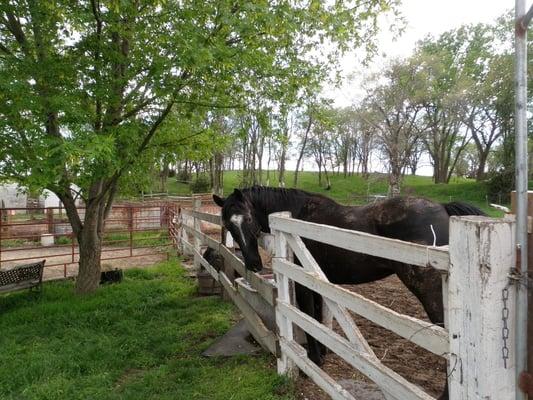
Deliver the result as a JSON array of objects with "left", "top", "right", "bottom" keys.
[
  {"left": 193, "top": 197, "right": 202, "bottom": 272},
  {"left": 448, "top": 216, "right": 516, "bottom": 399},
  {"left": 270, "top": 211, "right": 297, "bottom": 378}
]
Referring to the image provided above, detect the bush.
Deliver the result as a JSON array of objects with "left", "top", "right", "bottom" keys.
[
  {"left": 486, "top": 170, "right": 514, "bottom": 204},
  {"left": 176, "top": 169, "right": 191, "bottom": 182},
  {"left": 190, "top": 174, "right": 211, "bottom": 193}
]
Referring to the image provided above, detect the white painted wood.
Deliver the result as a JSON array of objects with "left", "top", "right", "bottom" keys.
[
  {"left": 218, "top": 244, "right": 277, "bottom": 306},
  {"left": 193, "top": 198, "right": 202, "bottom": 271},
  {"left": 283, "top": 233, "right": 377, "bottom": 356},
  {"left": 191, "top": 247, "right": 219, "bottom": 281},
  {"left": 280, "top": 338, "right": 356, "bottom": 400},
  {"left": 219, "top": 271, "right": 278, "bottom": 356},
  {"left": 182, "top": 224, "right": 219, "bottom": 250},
  {"left": 273, "top": 259, "right": 449, "bottom": 356},
  {"left": 278, "top": 301, "right": 435, "bottom": 400},
  {"left": 192, "top": 210, "right": 222, "bottom": 226},
  {"left": 271, "top": 212, "right": 297, "bottom": 377},
  {"left": 448, "top": 216, "right": 516, "bottom": 400},
  {"left": 269, "top": 215, "right": 449, "bottom": 271}
]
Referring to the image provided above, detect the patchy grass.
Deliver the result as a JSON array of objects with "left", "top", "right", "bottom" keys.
[
  {"left": 166, "top": 171, "right": 501, "bottom": 216},
  {"left": 0, "top": 260, "right": 295, "bottom": 400}
]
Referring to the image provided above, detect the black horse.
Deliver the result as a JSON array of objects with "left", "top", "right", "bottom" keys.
[{"left": 213, "top": 186, "right": 485, "bottom": 398}]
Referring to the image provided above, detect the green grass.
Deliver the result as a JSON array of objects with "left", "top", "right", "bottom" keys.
[
  {"left": 0, "top": 260, "right": 294, "bottom": 400},
  {"left": 166, "top": 170, "right": 501, "bottom": 216}
]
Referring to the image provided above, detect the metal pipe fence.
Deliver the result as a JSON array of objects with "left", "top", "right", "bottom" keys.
[{"left": 0, "top": 202, "right": 178, "bottom": 280}]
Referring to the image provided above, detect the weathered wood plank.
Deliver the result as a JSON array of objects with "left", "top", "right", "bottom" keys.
[
  {"left": 273, "top": 259, "right": 449, "bottom": 356},
  {"left": 283, "top": 232, "right": 377, "bottom": 356},
  {"left": 280, "top": 338, "right": 356, "bottom": 400},
  {"left": 219, "top": 244, "right": 277, "bottom": 306},
  {"left": 219, "top": 271, "right": 278, "bottom": 356},
  {"left": 272, "top": 212, "right": 297, "bottom": 376},
  {"left": 448, "top": 216, "right": 516, "bottom": 399},
  {"left": 278, "top": 301, "right": 435, "bottom": 400},
  {"left": 182, "top": 224, "right": 219, "bottom": 250},
  {"left": 190, "top": 247, "right": 219, "bottom": 281},
  {"left": 192, "top": 210, "right": 222, "bottom": 226},
  {"left": 269, "top": 215, "right": 449, "bottom": 271}
]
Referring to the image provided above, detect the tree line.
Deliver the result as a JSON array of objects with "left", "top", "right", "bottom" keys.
[{"left": 168, "top": 12, "right": 523, "bottom": 198}]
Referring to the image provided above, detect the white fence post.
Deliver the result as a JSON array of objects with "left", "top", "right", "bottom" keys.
[
  {"left": 193, "top": 197, "right": 202, "bottom": 271},
  {"left": 448, "top": 216, "right": 517, "bottom": 399},
  {"left": 271, "top": 211, "right": 297, "bottom": 378}
]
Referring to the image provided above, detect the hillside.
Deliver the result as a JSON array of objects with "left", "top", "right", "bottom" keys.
[{"left": 164, "top": 171, "right": 501, "bottom": 217}]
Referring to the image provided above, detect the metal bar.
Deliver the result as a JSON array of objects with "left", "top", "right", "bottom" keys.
[
  {"left": 515, "top": 1, "right": 529, "bottom": 399},
  {"left": 522, "top": 4, "right": 533, "bottom": 29}
]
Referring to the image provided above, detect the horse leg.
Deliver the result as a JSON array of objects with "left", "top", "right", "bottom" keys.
[
  {"left": 394, "top": 264, "right": 449, "bottom": 400},
  {"left": 295, "top": 283, "right": 326, "bottom": 365}
]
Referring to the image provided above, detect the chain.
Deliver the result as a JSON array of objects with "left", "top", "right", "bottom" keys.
[{"left": 501, "top": 285, "right": 510, "bottom": 369}]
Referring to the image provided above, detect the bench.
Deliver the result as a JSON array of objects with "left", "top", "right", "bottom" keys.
[{"left": 0, "top": 260, "right": 45, "bottom": 294}]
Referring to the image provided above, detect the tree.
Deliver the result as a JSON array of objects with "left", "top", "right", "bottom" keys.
[
  {"left": 0, "top": 1, "right": 398, "bottom": 293},
  {"left": 364, "top": 60, "right": 423, "bottom": 195}
]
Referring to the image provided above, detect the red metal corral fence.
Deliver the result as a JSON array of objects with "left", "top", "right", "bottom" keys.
[{"left": 0, "top": 200, "right": 186, "bottom": 281}]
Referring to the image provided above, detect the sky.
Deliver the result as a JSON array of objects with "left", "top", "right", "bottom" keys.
[{"left": 330, "top": 0, "right": 513, "bottom": 107}]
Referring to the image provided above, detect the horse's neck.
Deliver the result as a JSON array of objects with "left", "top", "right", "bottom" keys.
[{"left": 247, "top": 189, "right": 308, "bottom": 230}]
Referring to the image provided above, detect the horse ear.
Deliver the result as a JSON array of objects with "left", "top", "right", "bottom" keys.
[
  {"left": 233, "top": 188, "right": 244, "bottom": 200},
  {"left": 213, "top": 195, "right": 225, "bottom": 207}
]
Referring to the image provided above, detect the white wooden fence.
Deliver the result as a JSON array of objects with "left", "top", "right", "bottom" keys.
[{"left": 173, "top": 200, "right": 520, "bottom": 400}]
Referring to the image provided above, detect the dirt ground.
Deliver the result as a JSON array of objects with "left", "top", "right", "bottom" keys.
[
  {"left": 0, "top": 245, "right": 168, "bottom": 281},
  {"left": 294, "top": 275, "right": 447, "bottom": 399}
]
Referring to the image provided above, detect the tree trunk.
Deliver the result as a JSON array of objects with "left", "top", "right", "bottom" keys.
[
  {"left": 475, "top": 151, "right": 489, "bottom": 181},
  {"left": 74, "top": 201, "right": 105, "bottom": 294},
  {"left": 294, "top": 115, "right": 312, "bottom": 187}
]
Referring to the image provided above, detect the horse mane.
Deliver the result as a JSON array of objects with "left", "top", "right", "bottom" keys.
[{"left": 241, "top": 185, "right": 337, "bottom": 215}]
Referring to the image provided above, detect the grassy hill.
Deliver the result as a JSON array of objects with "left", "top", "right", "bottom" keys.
[{"left": 165, "top": 171, "right": 500, "bottom": 216}]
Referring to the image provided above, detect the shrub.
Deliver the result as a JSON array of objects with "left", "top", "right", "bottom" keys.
[
  {"left": 486, "top": 169, "right": 514, "bottom": 204},
  {"left": 190, "top": 174, "right": 211, "bottom": 193}
]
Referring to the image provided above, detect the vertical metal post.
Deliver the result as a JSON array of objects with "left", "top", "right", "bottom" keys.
[{"left": 516, "top": 1, "right": 529, "bottom": 398}]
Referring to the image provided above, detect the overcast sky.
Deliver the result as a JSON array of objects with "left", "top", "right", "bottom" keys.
[
  {"left": 306, "top": 0, "right": 514, "bottom": 177},
  {"left": 330, "top": 0, "right": 513, "bottom": 108}
]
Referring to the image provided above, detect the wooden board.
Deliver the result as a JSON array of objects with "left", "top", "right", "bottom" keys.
[
  {"left": 219, "top": 271, "right": 278, "bottom": 356},
  {"left": 448, "top": 216, "right": 517, "bottom": 399},
  {"left": 278, "top": 301, "right": 435, "bottom": 400},
  {"left": 219, "top": 245, "right": 277, "bottom": 307},
  {"left": 269, "top": 215, "right": 449, "bottom": 271},
  {"left": 273, "top": 259, "right": 449, "bottom": 356}
]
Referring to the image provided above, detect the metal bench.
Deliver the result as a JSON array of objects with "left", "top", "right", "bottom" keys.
[{"left": 0, "top": 260, "right": 45, "bottom": 294}]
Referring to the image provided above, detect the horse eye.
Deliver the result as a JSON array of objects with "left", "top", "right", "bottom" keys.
[{"left": 245, "top": 216, "right": 252, "bottom": 223}]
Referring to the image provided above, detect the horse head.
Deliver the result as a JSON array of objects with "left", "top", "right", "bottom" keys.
[{"left": 213, "top": 188, "right": 263, "bottom": 272}]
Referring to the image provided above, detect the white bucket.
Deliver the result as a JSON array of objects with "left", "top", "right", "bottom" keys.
[{"left": 41, "top": 233, "right": 54, "bottom": 247}]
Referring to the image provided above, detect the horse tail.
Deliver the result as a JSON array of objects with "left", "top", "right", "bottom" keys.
[{"left": 442, "top": 201, "right": 487, "bottom": 217}]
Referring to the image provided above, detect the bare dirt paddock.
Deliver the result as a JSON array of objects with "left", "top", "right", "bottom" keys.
[
  {"left": 296, "top": 275, "right": 447, "bottom": 400},
  {"left": 0, "top": 245, "right": 168, "bottom": 281}
]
